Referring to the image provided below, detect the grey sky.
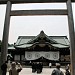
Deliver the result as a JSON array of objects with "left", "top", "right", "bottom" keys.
[{"left": 0, "top": 3, "right": 75, "bottom": 44}]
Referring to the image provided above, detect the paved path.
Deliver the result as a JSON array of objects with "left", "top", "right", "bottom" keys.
[{"left": 6, "top": 68, "right": 65, "bottom": 75}]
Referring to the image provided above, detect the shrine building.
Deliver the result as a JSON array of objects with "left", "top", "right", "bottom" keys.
[{"left": 8, "top": 31, "right": 70, "bottom": 66}]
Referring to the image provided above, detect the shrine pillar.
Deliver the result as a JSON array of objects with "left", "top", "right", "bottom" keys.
[
  {"left": 66, "top": 0, "right": 75, "bottom": 75},
  {"left": 1, "top": 1, "right": 12, "bottom": 64}
]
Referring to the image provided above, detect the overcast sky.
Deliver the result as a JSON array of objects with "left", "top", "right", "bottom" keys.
[{"left": 0, "top": 3, "right": 75, "bottom": 44}]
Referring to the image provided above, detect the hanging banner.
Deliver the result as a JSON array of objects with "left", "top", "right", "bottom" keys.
[{"left": 25, "top": 51, "right": 59, "bottom": 61}]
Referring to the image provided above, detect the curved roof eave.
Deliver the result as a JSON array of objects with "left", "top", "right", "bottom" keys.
[{"left": 14, "top": 42, "right": 69, "bottom": 49}]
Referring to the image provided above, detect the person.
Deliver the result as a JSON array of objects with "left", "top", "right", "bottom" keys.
[
  {"left": 36, "top": 62, "right": 42, "bottom": 73},
  {"left": 1, "top": 61, "right": 7, "bottom": 75},
  {"left": 7, "top": 60, "right": 11, "bottom": 71},
  {"left": 32, "top": 62, "right": 36, "bottom": 73},
  {"left": 66, "top": 64, "right": 69, "bottom": 70},
  {"left": 16, "top": 62, "right": 22, "bottom": 70},
  {"left": 65, "top": 68, "right": 70, "bottom": 75},
  {"left": 40, "top": 62, "right": 43, "bottom": 73},
  {"left": 51, "top": 63, "right": 64, "bottom": 75},
  {"left": 65, "top": 64, "right": 70, "bottom": 75},
  {"left": 9, "top": 62, "right": 22, "bottom": 75},
  {"left": 49, "top": 63, "right": 52, "bottom": 68}
]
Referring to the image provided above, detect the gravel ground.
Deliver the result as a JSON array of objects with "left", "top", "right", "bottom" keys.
[{"left": 6, "top": 68, "right": 65, "bottom": 75}]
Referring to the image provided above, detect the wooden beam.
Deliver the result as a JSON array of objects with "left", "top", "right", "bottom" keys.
[
  {"left": 0, "top": 0, "right": 75, "bottom": 4},
  {"left": 1, "top": 1, "right": 12, "bottom": 63},
  {"left": 66, "top": 0, "right": 75, "bottom": 75},
  {"left": 10, "top": 10, "right": 67, "bottom": 16}
]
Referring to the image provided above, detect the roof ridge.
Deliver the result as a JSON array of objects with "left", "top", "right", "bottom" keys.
[{"left": 27, "top": 31, "right": 58, "bottom": 44}]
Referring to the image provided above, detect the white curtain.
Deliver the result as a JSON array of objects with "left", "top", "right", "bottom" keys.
[{"left": 25, "top": 51, "right": 59, "bottom": 60}]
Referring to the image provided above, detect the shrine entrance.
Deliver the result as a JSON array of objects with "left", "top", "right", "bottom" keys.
[{"left": 0, "top": 0, "right": 75, "bottom": 75}]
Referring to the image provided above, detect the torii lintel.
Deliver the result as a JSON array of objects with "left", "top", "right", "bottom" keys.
[{"left": 0, "top": 0, "right": 75, "bottom": 4}]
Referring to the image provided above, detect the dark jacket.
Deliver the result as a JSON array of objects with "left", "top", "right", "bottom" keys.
[
  {"left": 1, "top": 63, "right": 7, "bottom": 71},
  {"left": 51, "top": 69, "right": 64, "bottom": 75}
]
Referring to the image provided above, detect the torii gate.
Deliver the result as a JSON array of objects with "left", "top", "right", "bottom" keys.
[{"left": 0, "top": 0, "right": 75, "bottom": 75}]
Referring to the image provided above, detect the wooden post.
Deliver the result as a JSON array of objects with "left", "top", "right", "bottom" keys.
[
  {"left": 66, "top": 0, "right": 75, "bottom": 75},
  {"left": 1, "top": 1, "right": 12, "bottom": 64}
]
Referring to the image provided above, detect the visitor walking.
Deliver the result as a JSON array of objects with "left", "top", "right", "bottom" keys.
[
  {"left": 51, "top": 63, "right": 64, "bottom": 75},
  {"left": 9, "top": 62, "right": 22, "bottom": 75},
  {"left": 1, "top": 61, "right": 7, "bottom": 75}
]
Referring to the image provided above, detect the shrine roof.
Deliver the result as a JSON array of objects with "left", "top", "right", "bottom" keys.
[
  {"left": 14, "top": 31, "right": 69, "bottom": 48},
  {"left": 52, "top": 44, "right": 69, "bottom": 48},
  {"left": 15, "top": 43, "right": 69, "bottom": 49},
  {"left": 0, "top": 0, "right": 75, "bottom": 4},
  {"left": 8, "top": 46, "right": 15, "bottom": 50}
]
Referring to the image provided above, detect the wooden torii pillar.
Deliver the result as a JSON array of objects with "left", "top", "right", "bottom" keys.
[{"left": 0, "top": 0, "right": 75, "bottom": 75}]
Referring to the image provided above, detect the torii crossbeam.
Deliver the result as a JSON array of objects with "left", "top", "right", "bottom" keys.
[
  {"left": 0, "top": 0, "right": 75, "bottom": 4},
  {"left": 0, "top": 0, "right": 75, "bottom": 75}
]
